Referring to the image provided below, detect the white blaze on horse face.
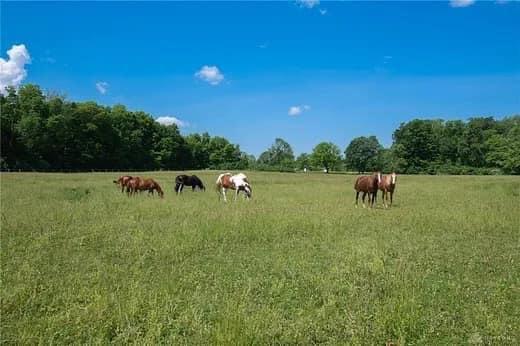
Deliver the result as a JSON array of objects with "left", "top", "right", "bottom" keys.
[
  {"left": 244, "top": 185, "right": 252, "bottom": 199},
  {"left": 377, "top": 172, "right": 382, "bottom": 184},
  {"left": 391, "top": 172, "right": 396, "bottom": 185}
]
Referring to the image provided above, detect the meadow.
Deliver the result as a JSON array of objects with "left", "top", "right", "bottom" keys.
[{"left": 1, "top": 171, "right": 519, "bottom": 345}]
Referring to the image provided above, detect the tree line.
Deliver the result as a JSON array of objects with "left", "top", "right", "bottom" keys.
[{"left": 1, "top": 84, "right": 519, "bottom": 174}]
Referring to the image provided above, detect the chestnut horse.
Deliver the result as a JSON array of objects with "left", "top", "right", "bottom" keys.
[
  {"left": 378, "top": 172, "right": 397, "bottom": 208},
  {"left": 354, "top": 172, "right": 381, "bottom": 208},
  {"left": 216, "top": 173, "right": 252, "bottom": 202},
  {"left": 126, "top": 177, "right": 164, "bottom": 198},
  {"left": 113, "top": 175, "right": 133, "bottom": 193}
]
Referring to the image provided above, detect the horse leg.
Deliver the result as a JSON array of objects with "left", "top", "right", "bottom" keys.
[
  {"left": 390, "top": 191, "right": 393, "bottom": 207},
  {"left": 234, "top": 189, "right": 239, "bottom": 201},
  {"left": 222, "top": 188, "right": 227, "bottom": 202},
  {"left": 362, "top": 192, "right": 367, "bottom": 208},
  {"left": 355, "top": 191, "right": 359, "bottom": 208}
]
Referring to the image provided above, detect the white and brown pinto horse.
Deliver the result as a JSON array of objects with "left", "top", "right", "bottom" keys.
[
  {"left": 378, "top": 172, "right": 397, "bottom": 208},
  {"left": 354, "top": 172, "right": 381, "bottom": 208},
  {"left": 216, "top": 173, "right": 252, "bottom": 202}
]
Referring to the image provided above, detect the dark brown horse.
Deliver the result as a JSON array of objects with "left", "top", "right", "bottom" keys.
[
  {"left": 174, "top": 174, "right": 205, "bottom": 194},
  {"left": 113, "top": 175, "right": 133, "bottom": 193},
  {"left": 126, "top": 177, "right": 164, "bottom": 198},
  {"left": 354, "top": 172, "right": 381, "bottom": 208},
  {"left": 378, "top": 172, "right": 397, "bottom": 208}
]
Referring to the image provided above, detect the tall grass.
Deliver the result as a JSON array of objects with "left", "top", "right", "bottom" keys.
[{"left": 1, "top": 172, "right": 519, "bottom": 344}]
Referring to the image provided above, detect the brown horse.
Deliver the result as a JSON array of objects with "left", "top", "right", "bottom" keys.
[
  {"left": 354, "top": 172, "right": 381, "bottom": 208},
  {"left": 378, "top": 172, "right": 397, "bottom": 208},
  {"left": 113, "top": 175, "right": 133, "bottom": 193},
  {"left": 126, "top": 177, "right": 164, "bottom": 198}
]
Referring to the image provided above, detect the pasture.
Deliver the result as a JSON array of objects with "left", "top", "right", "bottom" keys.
[{"left": 1, "top": 172, "right": 519, "bottom": 344}]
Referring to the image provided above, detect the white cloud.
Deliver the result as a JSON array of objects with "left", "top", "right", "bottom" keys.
[
  {"left": 156, "top": 116, "right": 188, "bottom": 128},
  {"left": 258, "top": 42, "right": 269, "bottom": 49},
  {"left": 297, "top": 0, "right": 320, "bottom": 8},
  {"left": 288, "top": 104, "right": 311, "bottom": 116},
  {"left": 0, "top": 44, "right": 31, "bottom": 94},
  {"left": 195, "top": 65, "right": 224, "bottom": 85},
  {"left": 95, "top": 81, "right": 109, "bottom": 95},
  {"left": 450, "top": 0, "right": 475, "bottom": 7},
  {"left": 319, "top": 9, "right": 328, "bottom": 15}
]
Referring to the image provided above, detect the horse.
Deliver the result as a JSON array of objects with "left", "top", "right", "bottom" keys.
[
  {"left": 378, "top": 172, "right": 397, "bottom": 208},
  {"left": 126, "top": 177, "right": 142, "bottom": 197},
  {"left": 354, "top": 172, "right": 381, "bottom": 208},
  {"left": 216, "top": 172, "right": 252, "bottom": 202},
  {"left": 113, "top": 175, "right": 133, "bottom": 193},
  {"left": 126, "top": 177, "right": 164, "bottom": 198},
  {"left": 174, "top": 174, "right": 205, "bottom": 194}
]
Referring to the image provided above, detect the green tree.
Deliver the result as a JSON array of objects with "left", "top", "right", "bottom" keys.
[
  {"left": 344, "top": 136, "right": 383, "bottom": 173},
  {"left": 295, "top": 153, "right": 311, "bottom": 170},
  {"left": 185, "top": 132, "right": 211, "bottom": 169},
  {"left": 257, "top": 138, "right": 295, "bottom": 171},
  {"left": 460, "top": 117, "right": 497, "bottom": 168},
  {"left": 392, "top": 119, "right": 443, "bottom": 173},
  {"left": 0, "top": 86, "right": 23, "bottom": 168},
  {"left": 485, "top": 117, "right": 520, "bottom": 174},
  {"left": 311, "top": 142, "right": 342, "bottom": 173}
]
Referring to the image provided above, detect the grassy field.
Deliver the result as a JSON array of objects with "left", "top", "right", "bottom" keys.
[{"left": 1, "top": 171, "right": 519, "bottom": 344}]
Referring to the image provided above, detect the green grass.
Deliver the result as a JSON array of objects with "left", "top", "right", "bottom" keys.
[{"left": 1, "top": 171, "right": 519, "bottom": 344}]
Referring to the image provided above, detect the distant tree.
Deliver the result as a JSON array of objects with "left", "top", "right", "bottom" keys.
[
  {"left": 185, "top": 132, "right": 211, "bottom": 169},
  {"left": 392, "top": 119, "right": 443, "bottom": 173},
  {"left": 485, "top": 118, "right": 520, "bottom": 174},
  {"left": 0, "top": 86, "right": 22, "bottom": 168},
  {"left": 295, "top": 153, "right": 311, "bottom": 170},
  {"left": 207, "top": 136, "right": 242, "bottom": 169},
  {"left": 311, "top": 142, "right": 341, "bottom": 173},
  {"left": 257, "top": 138, "right": 295, "bottom": 170},
  {"left": 344, "top": 136, "right": 383, "bottom": 173},
  {"left": 152, "top": 123, "right": 190, "bottom": 170}
]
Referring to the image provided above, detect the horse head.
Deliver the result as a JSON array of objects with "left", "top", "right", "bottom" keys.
[
  {"left": 373, "top": 171, "right": 382, "bottom": 185},
  {"left": 243, "top": 183, "right": 252, "bottom": 199}
]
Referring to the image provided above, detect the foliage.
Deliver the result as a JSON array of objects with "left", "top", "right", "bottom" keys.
[
  {"left": 0, "top": 85, "right": 246, "bottom": 170},
  {"left": 391, "top": 116, "right": 520, "bottom": 174},
  {"left": 1, "top": 84, "right": 519, "bottom": 175},
  {"left": 295, "top": 153, "right": 311, "bottom": 170},
  {"left": 256, "top": 138, "right": 295, "bottom": 171},
  {"left": 310, "top": 142, "right": 342, "bottom": 173},
  {"left": 344, "top": 136, "right": 383, "bottom": 173}
]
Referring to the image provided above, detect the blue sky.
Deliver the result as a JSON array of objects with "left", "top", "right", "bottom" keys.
[{"left": 2, "top": 1, "right": 519, "bottom": 156}]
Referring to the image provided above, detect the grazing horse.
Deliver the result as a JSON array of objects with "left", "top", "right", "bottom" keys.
[
  {"left": 126, "top": 177, "right": 164, "bottom": 198},
  {"left": 174, "top": 174, "right": 205, "bottom": 194},
  {"left": 216, "top": 172, "right": 252, "bottom": 202},
  {"left": 378, "top": 172, "right": 397, "bottom": 208},
  {"left": 354, "top": 172, "right": 381, "bottom": 208},
  {"left": 126, "top": 177, "right": 142, "bottom": 196},
  {"left": 113, "top": 175, "right": 133, "bottom": 193}
]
